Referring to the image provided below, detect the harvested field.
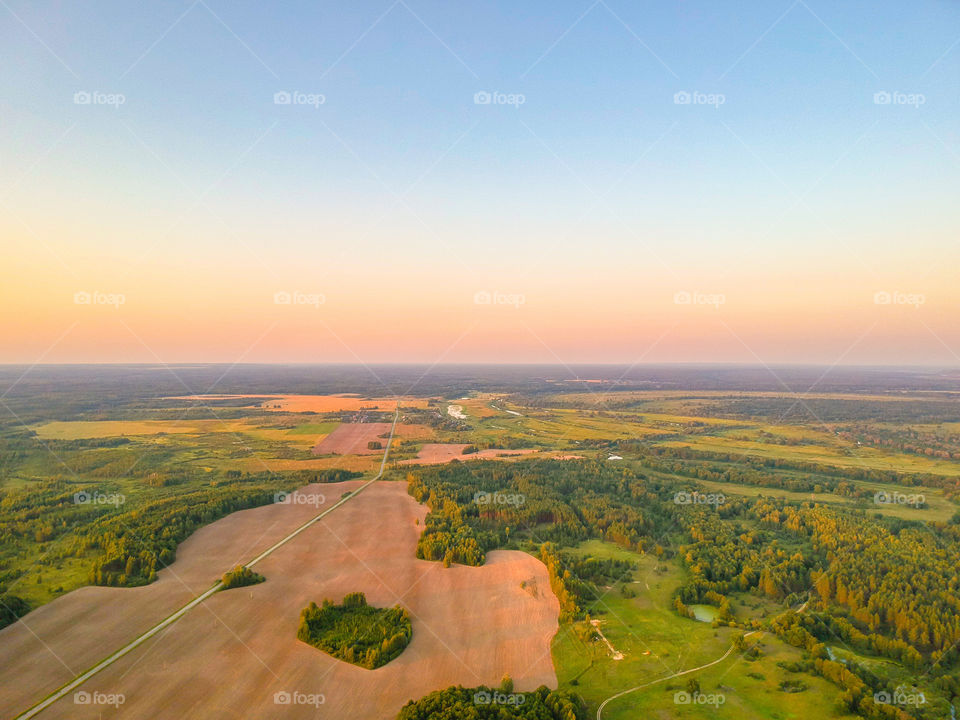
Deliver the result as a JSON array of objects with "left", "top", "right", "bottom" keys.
[
  {"left": 312, "top": 423, "right": 393, "bottom": 455},
  {"left": 166, "top": 394, "right": 427, "bottom": 412},
  {"left": 401, "top": 444, "right": 541, "bottom": 465},
  {"left": 34, "top": 420, "right": 197, "bottom": 439},
  {"left": 0, "top": 482, "right": 559, "bottom": 720},
  {"left": 406, "top": 442, "right": 470, "bottom": 463},
  {"left": 393, "top": 423, "right": 435, "bottom": 441}
]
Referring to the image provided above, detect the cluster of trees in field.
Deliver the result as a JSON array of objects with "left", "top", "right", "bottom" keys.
[
  {"left": 220, "top": 565, "right": 264, "bottom": 590},
  {"left": 297, "top": 592, "right": 411, "bottom": 669},
  {"left": 397, "top": 684, "right": 586, "bottom": 720}
]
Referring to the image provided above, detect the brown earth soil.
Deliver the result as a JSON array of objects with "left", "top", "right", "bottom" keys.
[
  {"left": 165, "top": 395, "right": 429, "bottom": 412},
  {"left": 0, "top": 481, "right": 559, "bottom": 720},
  {"left": 312, "top": 423, "right": 394, "bottom": 455}
]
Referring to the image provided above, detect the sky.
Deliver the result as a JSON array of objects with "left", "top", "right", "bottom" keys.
[{"left": 1, "top": 0, "right": 958, "bottom": 365}]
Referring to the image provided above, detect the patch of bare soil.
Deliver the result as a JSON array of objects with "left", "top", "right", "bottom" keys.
[
  {"left": 1, "top": 482, "right": 559, "bottom": 720},
  {"left": 312, "top": 423, "right": 393, "bottom": 455}
]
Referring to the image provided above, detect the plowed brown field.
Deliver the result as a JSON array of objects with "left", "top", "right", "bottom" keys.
[
  {"left": 312, "top": 423, "right": 394, "bottom": 455},
  {"left": 0, "top": 481, "right": 559, "bottom": 720},
  {"left": 165, "top": 394, "right": 429, "bottom": 412}
]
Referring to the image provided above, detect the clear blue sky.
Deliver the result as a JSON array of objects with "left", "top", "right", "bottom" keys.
[
  {"left": 2, "top": 1, "right": 959, "bottom": 363},
  {"left": 5, "top": 0, "right": 957, "bottom": 231}
]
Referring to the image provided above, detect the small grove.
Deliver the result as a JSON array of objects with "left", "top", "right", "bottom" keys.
[
  {"left": 220, "top": 565, "right": 264, "bottom": 590},
  {"left": 297, "top": 592, "right": 412, "bottom": 670}
]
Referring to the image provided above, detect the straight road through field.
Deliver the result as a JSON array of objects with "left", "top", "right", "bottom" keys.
[{"left": 13, "top": 406, "right": 399, "bottom": 720}]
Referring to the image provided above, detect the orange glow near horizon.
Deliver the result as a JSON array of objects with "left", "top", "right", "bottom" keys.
[{"left": 3, "top": 248, "right": 958, "bottom": 365}]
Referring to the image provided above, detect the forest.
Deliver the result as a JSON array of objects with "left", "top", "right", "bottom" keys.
[
  {"left": 397, "top": 684, "right": 587, "bottom": 720},
  {"left": 0, "top": 465, "right": 360, "bottom": 628},
  {"left": 406, "top": 457, "right": 960, "bottom": 720}
]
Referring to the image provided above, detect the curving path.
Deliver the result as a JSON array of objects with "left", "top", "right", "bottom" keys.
[{"left": 595, "top": 631, "right": 760, "bottom": 720}]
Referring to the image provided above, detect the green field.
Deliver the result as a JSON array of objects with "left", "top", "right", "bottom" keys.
[{"left": 551, "top": 542, "right": 859, "bottom": 720}]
